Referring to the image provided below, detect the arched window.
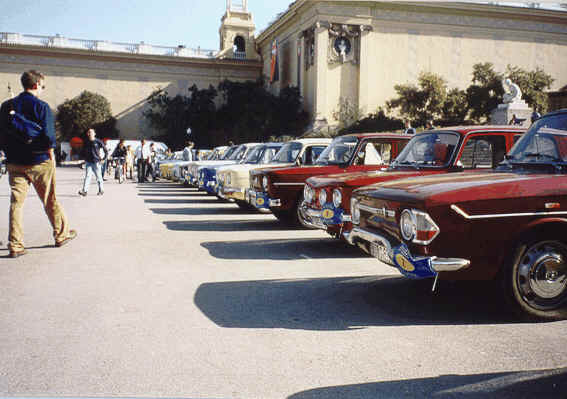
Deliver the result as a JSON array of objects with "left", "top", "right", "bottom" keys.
[{"left": 234, "top": 36, "right": 245, "bottom": 52}]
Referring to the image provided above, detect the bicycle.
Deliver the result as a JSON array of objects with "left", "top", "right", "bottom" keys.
[{"left": 114, "top": 157, "right": 125, "bottom": 184}]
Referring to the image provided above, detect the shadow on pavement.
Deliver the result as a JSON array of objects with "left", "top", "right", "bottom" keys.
[
  {"left": 144, "top": 199, "right": 220, "bottom": 205},
  {"left": 201, "top": 237, "right": 366, "bottom": 260},
  {"left": 287, "top": 368, "right": 567, "bottom": 399},
  {"left": 194, "top": 275, "right": 530, "bottom": 330},
  {"left": 151, "top": 207, "right": 256, "bottom": 215},
  {"left": 163, "top": 219, "right": 292, "bottom": 232}
]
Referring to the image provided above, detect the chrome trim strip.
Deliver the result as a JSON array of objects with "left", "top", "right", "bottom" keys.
[
  {"left": 269, "top": 199, "right": 281, "bottom": 207},
  {"left": 305, "top": 208, "right": 322, "bottom": 218},
  {"left": 451, "top": 204, "right": 567, "bottom": 220},
  {"left": 273, "top": 182, "right": 305, "bottom": 186},
  {"left": 359, "top": 204, "right": 380, "bottom": 213}
]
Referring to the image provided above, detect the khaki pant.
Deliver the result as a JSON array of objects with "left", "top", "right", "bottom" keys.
[{"left": 7, "top": 160, "right": 70, "bottom": 251}]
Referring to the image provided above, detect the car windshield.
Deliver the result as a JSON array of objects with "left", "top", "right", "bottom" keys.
[
  {"left": 506, "top": 113, "right": 567, "bottom": 165},
  {"left": 243, "top": 145, "right": 264, "bottom": 164},
  {"left": 392, "top": 132, "right": 459, "bottom": 167},
  {"left": 221, "top": 146, "right": 237, "bottom": 160},
  {"left": 262, "top": 146, "right": 281, "bottom": 163},
  {"left": 272, "top": 142, "right": 302, "bottom": 163},
  {"left": 228, "top": 145, "right": 247, "bottom": 161},
  {"left": 316, "top": 136, "right": 358, "bottom": 165}
]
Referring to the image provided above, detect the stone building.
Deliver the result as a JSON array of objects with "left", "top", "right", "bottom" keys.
[
  {"left": 0, "top": 0, "right": 262, "bottom": 139},
  {"left": 256, "top": 1, "right": 567, "bottom": 131},
  {"left": 1, "top": 1, "right": 566, "bottom": 138}
]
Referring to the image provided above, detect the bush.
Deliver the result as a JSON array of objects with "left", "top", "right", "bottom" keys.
[{"left": 56, "top": 91, "right": 119, "bottom": 141}]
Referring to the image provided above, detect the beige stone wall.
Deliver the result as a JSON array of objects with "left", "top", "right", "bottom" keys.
[
  {"left": 0, "top": 48, "right": 261, "bottom": 139},
  {"left": 257, "top": 1, "right": 567, "bottom": 129}
]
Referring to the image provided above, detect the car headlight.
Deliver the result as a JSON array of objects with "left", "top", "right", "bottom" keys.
[
  {"left": 262, "top": 176, "right": 269, "bottom": 190},
  {"left": 400, "top": 209, "right": 440, "bottom": 245},
  {"left": 319, "top": 189, "right": 327, "bottom": 206},
  {"left": 332, "top": 189, "right": 342, "bottom": 208},
  {"left": 351, "top": 198, "right": 360, "bottom": 225},
  {"left": 400, "top": 209, "right": 417, "bottom": 241},
  {"left": 304, "top": 185, "right": 314, "bottom": 203}
]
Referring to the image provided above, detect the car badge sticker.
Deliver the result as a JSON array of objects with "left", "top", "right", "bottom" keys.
[
  {"left": 395, "top": 254, "right": 415, "bottom": 272},
  {"left": 256, "top": 198, "right": 265, "bottom": 206},
  {"left": 322, "top": 209, "right": 335, "bottom": 219}
]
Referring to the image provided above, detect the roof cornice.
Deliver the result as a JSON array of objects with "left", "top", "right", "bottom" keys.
[{"left": 256, "top": 0, "right": 567, "bottom": 44}]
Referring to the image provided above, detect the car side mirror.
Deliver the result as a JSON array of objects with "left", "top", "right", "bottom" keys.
[{"left": 358, "top": 151, "right": 365, "bottom": 159}]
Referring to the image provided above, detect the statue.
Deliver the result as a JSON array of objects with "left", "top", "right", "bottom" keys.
[{"left": 502, "top": 78, "right": 523, "bottom": 104}]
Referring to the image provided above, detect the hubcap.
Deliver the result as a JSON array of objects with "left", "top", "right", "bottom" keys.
[{"left": 517, "top": 241, "right": 567, "bottom": 310}]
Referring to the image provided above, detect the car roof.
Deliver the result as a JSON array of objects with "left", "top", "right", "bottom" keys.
[
  {"left": 420, "top": 125, "right": 527, "bottom": 135},
  {"left": 290, "top": 138, "right": 333, "bottom": 144},
  {"left": 341, "top": 132, "right": 413, "bottom": 139}
]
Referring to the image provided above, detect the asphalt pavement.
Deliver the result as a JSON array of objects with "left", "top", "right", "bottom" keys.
[{"left": 0, "top": 166, "right": 566, "bottom": 398}]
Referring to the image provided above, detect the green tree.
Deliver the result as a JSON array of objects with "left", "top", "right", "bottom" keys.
[
  {"left": 386, "top": 72, "right": 448, "bottom": 127},
  {"left": 143, "top": 84, "right": 218, "bottom": 149},
  {"left": 506, "top": 65, "right": 554, "bottom": 113},
  {"left": 466, "top": 63, "right": 554, "bottom": 122},
  {"left": 56, "top": 91, "right": 119, "bottom": 141},
  {"left": 340, "top": 108, "right": 403, "bottom": 134}
]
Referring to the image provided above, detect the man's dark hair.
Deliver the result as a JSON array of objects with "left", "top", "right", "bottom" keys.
[{"left": 21, "top": 70, "right": 44, "bottom": 90}]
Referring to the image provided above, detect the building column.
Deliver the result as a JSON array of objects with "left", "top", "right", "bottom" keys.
[
  {"left": 313, "top": 23, "right": 329, "bottom": 125},
  {"left": 358, "top": 26, "right": 372, "bottom": 117}
]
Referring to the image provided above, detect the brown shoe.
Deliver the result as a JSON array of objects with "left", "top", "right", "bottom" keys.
[
  {"left": 9, "top": 249, "right": 27, "bottom": 258},
  {"left": 56, "top": 230, "right": 78, "bottom": 247}
]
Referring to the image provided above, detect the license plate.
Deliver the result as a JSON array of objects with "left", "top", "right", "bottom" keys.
[{"left": 370, "top": 241, "right": 391, "bottom": 264}]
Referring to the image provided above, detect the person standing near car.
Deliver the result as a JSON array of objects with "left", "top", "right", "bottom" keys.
[
  {"left": 135, "top": 138, "right": 151, "bottom": 183},
  {"left": 0, "top": 70, "right": 76, "bottom": 257},
  {"left": 78, "top": 128, "right": 107, "bottom": 196}
]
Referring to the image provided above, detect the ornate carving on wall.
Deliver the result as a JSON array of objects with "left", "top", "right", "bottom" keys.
[{"left": 328, "top": 24, "right": 360, "bottom": 65}]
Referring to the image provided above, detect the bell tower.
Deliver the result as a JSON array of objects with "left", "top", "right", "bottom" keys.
[{"left": 218, "top": 0, "right": 259, "bottom": 60}]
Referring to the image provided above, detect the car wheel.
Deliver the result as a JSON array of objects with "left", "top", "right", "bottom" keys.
[{"left": 505, "top": 239, "right": 567, "bottom": 320}]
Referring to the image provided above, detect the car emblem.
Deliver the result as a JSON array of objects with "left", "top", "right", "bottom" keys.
[
  {"left": 257, "top": 198, "right": 265, "bottom": 206},
  {"left": 322, "top": 209, "right": 335, "bottom": 219}
]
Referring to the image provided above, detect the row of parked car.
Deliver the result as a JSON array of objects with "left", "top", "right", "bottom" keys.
[{"left": 158, "top": 109, "right": 567, "bottom": 321}]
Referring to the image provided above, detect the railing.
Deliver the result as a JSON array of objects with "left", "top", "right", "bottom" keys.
[
  {"left": 0, "top": 32, "right": 217, "bottom": 59},
  {"left": 233, "top": 51, "right": 246, "bottom": 60}
]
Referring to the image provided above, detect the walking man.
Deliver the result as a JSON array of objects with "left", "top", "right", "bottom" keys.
[
  {"left": 78, "top": 128, "right": 107, "bottom": 196},
  {"left": 0, "top": 70, "right": 76, "bottom": 257}
]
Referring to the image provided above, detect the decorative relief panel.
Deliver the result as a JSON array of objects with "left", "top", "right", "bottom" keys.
[{"left": 328, "top": 24, "right": 360, "bottom": 65}]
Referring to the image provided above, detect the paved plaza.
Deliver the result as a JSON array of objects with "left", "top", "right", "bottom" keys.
[{"left": 0, "top": 167, "right": 566, "bottom": 398}]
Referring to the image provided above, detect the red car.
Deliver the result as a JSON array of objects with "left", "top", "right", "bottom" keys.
[
  {"left": 304, "top": 126, "right": 525, "bottom": 239},
  {"left": 248, "top": 133, "right": 411, "bottom": 226},
  {"left": 348, "top": 110, "right": 567, "bottom": 320}
]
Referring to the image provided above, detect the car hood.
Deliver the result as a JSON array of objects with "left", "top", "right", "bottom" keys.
[
  {"left": 356, "top": 171, "right": 564, "bottom": 207},
  {"left": 307, "top": 169, "right": 419, "bottom": 188}
]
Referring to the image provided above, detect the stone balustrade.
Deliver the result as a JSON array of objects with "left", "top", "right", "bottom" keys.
[{"left": 0, "top": 32, "right": 217, "bottom": 59}]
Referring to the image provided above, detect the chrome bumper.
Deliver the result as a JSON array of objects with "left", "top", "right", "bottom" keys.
[
  {"left": 220, "top": 187, "right": 246, "bottom": 201},
  {"left": 347, "top": 227, "right": 470, "bottom": 274},
  {"left": 305, "top": 207, "right": 352, "bottom": 223}
]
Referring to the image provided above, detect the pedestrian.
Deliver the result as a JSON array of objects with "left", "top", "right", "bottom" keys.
[
  {"left": 100, "top": 140, "right": 110, "bottom": 181},
  {"left": 182, "top": 140, "right": 194, "bottom": 161},
  {"left": 146, "top": 142, "right": 157, "bottom": 181},
  {"left": 403, "top": 119, "right": 416, "bottom": 135},
  {"left": 0, "top": 70, "right": 77, "bottom": 257},
  {"left": 78, "top": 128, "right": 107, "bottom": 196},
  {"left": 111, "top": 139, "right": 127, "bottom": 179},
  {"left": 135, "top": 138, "right": 151, "bottom": 183},
  {"left": 125, "top": 145, "right": 134, "bottom": 179},
  {"left": 531, "top": 110, "right": 541, "bottom": 124},
  {"left": 426, "top": 120, "right": 435, "bottom": 130}
]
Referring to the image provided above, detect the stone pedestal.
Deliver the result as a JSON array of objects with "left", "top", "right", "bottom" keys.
[{"left": 490, "top": 102, "right": 532, "bottom": 127}]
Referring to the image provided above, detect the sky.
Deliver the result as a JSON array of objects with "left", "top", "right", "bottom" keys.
[{"left": 0, "top": 0, "right": 294, "bottom": 51}]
